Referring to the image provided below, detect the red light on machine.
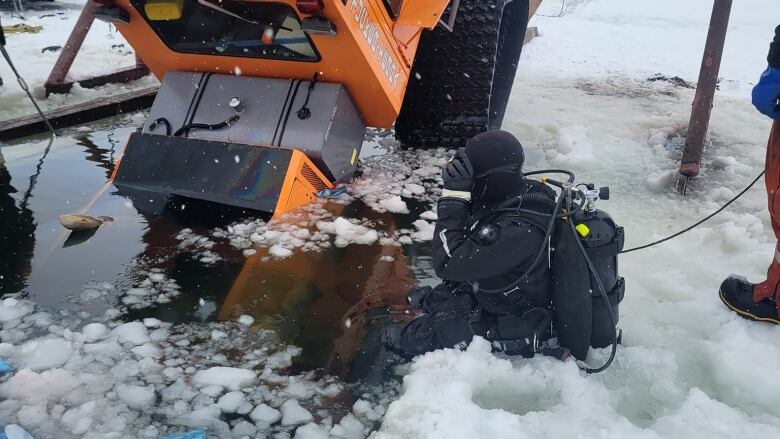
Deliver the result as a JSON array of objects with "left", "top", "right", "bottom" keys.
[{"left": 296, "top": 0, "right": 324, "bottom": 16}]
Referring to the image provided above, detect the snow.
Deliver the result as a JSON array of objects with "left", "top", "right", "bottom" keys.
[
  {"left": 192, "top": 367, "right": 257, "bottom": 391},
  {"left": 280, "top": 400, "right": 314, "bottom": 426},
  {"left": 0, "top": 1, "right": 158, "bottom": 121},
  {"left": 370, "top": 1, "right": 780, "bottom": 438}
]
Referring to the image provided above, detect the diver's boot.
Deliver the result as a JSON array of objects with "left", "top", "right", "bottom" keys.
[{"left": 719, "top": 276, "right": 780, "bottom": 324}]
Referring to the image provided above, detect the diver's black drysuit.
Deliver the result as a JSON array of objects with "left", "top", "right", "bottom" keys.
[{"left": 384, "top": 131, "right": 556, "bottom": 358}]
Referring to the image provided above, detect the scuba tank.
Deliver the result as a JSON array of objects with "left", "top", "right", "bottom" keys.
[{"left": 551, "top": 182, "right": 625, "bottom": 362}]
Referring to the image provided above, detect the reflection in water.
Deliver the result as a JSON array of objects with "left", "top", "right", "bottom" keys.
[
  {"left": 1, "top": 126, "right": 435, "bottom": 382},
  {"left": 0, "top": 148, "right": 36, "bottom": 294}
]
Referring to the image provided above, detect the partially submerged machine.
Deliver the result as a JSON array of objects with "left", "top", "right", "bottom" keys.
[{"left": 96, "top": 0, "right": 539, "bottom": 215}]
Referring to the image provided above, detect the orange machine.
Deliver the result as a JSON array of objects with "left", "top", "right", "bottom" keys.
[{"left": 96, "top": 0, "right": 539, "bottom": 215}]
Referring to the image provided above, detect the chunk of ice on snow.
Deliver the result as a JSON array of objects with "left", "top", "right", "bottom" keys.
[
  {"left": 330, "top": 414, "right": 365, "bottom": 438},
  {"left": 281, "top": 399, "right": 314, "bottom": 426},
  {"left": 250, "top": 403, "right": 281, "bottom": 426},
  {"left": 217, "top": 391, "right": 246, "bottom": 413},
  {"left": 116, "top": 383, "right": 156, "bottom": 409},
  {"left": 232, "top": 420, "right": 257, "bottom": 436},
  {"left": 294, "top": 423, "right": 329, "bottom": 439},
  {"left": 131, "top": 342, "right": 163, "bottom": 359},
  {"left": 192, "top": 367, "right": 256, "bottom": 391}
]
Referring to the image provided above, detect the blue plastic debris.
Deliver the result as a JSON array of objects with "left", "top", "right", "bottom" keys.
[
  {"left": 0, "top": 358, "right": 13, "bottom": 374},
  {"left": 162, "top": 429, "right": 207, "bottom": 439},
  {"left": 3, "top": 424, "right": 35, "bottom": 439},
  {"left": 316, "top": 186, "right": 348, "bottom": 199}
]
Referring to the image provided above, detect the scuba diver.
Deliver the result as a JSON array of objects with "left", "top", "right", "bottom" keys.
[
  {"left": 720, "top": 25, "right": 780, "bottom": 324},
  {"left": 382, "top": 130, "right": 559, "bottom": 358}
]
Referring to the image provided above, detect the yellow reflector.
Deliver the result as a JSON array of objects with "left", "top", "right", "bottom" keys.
[
  {"left": 575, "top": 224, "right": 590, "bottom": 237},
  {"left": 145, "top": 0, "right": 184, "bottom": 21},
  {"left": 350, "top": 148, "right": 358, "bottom": 165}
]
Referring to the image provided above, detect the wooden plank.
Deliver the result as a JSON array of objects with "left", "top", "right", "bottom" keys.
[{"left": 0, "top": 86, "right": 158, "bottom": 141}]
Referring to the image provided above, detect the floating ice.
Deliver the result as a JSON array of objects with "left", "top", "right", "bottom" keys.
[
  {"left": 0, "top": 299, "right": 34, "bottom": 322},
  {"left": 280, "top": 400, "right": 314, "bottom": 426},
  {"left": 216, "top": 391, "right": 245, "bottom": 414},
  {"left": 237, "top": 315, "right": 255, "bottom": 326},
  {"left": 250, "top": 403, "right": 281, "bottom": 426},
  {"left": 112, "top": 322, "right": 151, "bottom": 346},
  {"left": 192, "top": 367, "right": 257, "bottom": 391}
]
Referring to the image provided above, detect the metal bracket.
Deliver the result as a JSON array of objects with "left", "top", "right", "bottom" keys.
[{"left": 438, "top": 0, "right": 460, "bottom": 32}]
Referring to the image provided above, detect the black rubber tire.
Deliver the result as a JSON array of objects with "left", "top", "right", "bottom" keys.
[{"left": 395, "top": 0, "right": 530, "bottom": 148}]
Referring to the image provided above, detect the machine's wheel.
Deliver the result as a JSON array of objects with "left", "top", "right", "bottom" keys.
[{"left": 395, "top": 0, "right": 530, "bottom": 148}]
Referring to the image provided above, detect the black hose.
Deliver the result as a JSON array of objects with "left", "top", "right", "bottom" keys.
[
  {"left": 150, "top": 118, "right": 172, "bottom": 136},
  {"left": 621, "top": 171, "right": 765, "bottom": 254},
  {"left": 174, "top": 115, "right": 240, "bottom": 137}
]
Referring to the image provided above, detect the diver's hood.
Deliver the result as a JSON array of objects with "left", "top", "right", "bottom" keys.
[{"left": 465, "top": 130, "right": 527, "bottom": 204}]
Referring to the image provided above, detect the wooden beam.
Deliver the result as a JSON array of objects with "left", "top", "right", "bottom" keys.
[{"left": 0, "top": 87, "right": 158, "bottom": 141}]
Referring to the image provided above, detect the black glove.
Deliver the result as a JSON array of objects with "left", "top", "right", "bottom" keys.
[
  {"left": 407, "top": 285, "right": 433, "bottom": 310},
  {"left": 0, "top": 15, "right": 5, "bottom": 47},
  {"left": 442, "top": 148, "right": 474, "bottom": 192},
  {"left": 769, "top": 25, "right": 780, "bottom": 69}
]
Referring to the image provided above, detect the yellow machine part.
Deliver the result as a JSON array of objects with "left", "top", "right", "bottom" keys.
[{"left": 144, "top": 0, "right": 184, "bottom": 21}]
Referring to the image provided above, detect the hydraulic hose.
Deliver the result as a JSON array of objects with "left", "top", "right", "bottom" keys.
[{"left": 173, "top": 114, "right": 239, "bottom": 137}]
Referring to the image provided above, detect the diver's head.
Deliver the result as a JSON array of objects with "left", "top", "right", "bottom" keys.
[{"left": 465, "top": 130, "right": 527, "bottom": 204}]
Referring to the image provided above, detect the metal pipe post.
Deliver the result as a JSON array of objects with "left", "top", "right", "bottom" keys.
[
  {"left": 44, "top": 1, "right": 97, "bottom": 95},
  {"left": 676, "top": 0, "right": 733, "bottom": 194}
]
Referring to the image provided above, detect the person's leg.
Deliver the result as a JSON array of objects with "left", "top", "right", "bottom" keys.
[
  {"left": 721, "top": 121, "right": 780, "bottom": 322},
  {"left": 754, "top": 120, "right": 780, "bottom": 312},
  {"left": 382, "top": 293, "right": 477, "bottom": 358}
]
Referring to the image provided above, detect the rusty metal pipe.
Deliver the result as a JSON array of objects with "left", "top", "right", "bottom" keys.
[
  {"left": 44, "top": 1, "right": 97, "bottom": 95},
  {"left": 677, "top": 0, "right": 733, "bottom": 193}
]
